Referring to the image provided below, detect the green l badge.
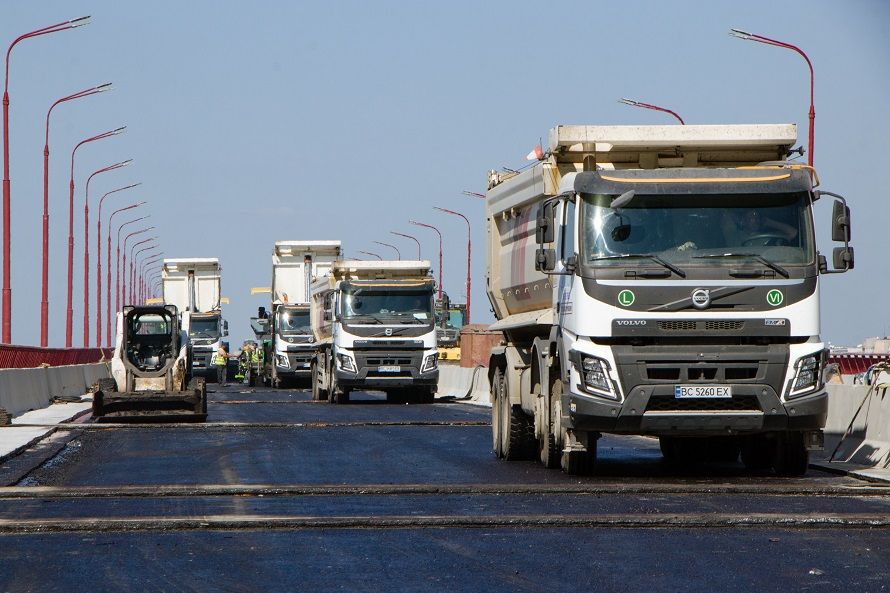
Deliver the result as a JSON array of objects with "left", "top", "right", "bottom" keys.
[
  {"left": 766, "top": 289, "right": 784, "bottom": 307},
  {"left": 618, "top": 289, "right": 635, "bottom": 307}
]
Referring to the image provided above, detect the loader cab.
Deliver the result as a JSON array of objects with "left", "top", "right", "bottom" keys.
[{"left": 123, "top": 306, "right": 181, "bottom": 373}]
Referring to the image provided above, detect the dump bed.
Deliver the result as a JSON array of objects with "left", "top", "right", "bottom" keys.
[
  {"left": 485, "top": 123, "right": 799, "bottom": 322},
  {"left": 272, "top": 241, "right": 342, "bottom": 305},
  {"left": 161, "top": 258, "right": 221, "bottom": 313}
]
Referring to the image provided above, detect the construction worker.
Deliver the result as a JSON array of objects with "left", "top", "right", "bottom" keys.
[{"left": 213, "top": 344, "right": 230, "bottom": 386}]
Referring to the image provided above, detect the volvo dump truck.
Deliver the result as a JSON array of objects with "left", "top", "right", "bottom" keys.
[
  {"left": 267, "top": 241, "right": 341, "bottom": 388},
  {"left": 311, "top": 260, "right": 439, "bottom": 404},
  {"left": 92, "top": 304, "right": 207, "bottom": 422},
  {"left": 486, "top": 123, "right": 854, "bottom": 475},
  {"left": 161, "top": 259, "right": 228, "bottom": 381}
]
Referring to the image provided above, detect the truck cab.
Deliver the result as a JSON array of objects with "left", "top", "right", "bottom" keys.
[
  {"left": 188, "top": 311, "right": 228, "bottom": 378},
  {"left": 271, "top": 304, "right": 314, "bottom": 385},
  {"left": 311, "top": 261, "right": 439, "bottom": 404}
]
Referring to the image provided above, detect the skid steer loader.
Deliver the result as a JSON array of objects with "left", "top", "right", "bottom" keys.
[{"left": 92, "top": 305, "right": 207, "bottom": 422}]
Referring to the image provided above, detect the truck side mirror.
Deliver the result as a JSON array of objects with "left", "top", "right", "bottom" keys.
[
  {"left": 536, "top": 202, "right": 555, "bottom": 244},
  {"left": 223, "top": 320, "right": 229, "bottom": 337},
  {"left": 831, "top": 199, "right": 851, "bottom": 242},
  {"left": 832, "top": 246, "right": 854, "bottom": 271},
  {"left": 535, "top": 248, "right": 556, "bottom": 271}
]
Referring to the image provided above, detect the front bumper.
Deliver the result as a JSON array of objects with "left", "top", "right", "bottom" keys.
[
  {"left": 334, "top": 349, "right": 438, "bottom": 390},
  {"left": 564, "top": 384, "right": 827, "bottom": 436},
  {"left": 191, "top": 349, "right": 214, "bottom": 375},
  {"left": 275, "top": 350, "right": 314, "bottom": 377}
]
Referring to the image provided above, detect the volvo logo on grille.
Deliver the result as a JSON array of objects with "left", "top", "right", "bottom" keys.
[
  {"left": 691, "top": 288, "right": 711, "bottom": 310},
  {"left": 384, "top": 328, "right": 393, "bottom": 336}
]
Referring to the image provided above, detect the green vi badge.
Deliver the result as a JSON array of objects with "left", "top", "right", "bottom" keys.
[
  {"left": 618, "top": 290, "right": 635, "bottom": 307},
  {"left": 766, "top": 289, "right": 784, "bottom": 307}
]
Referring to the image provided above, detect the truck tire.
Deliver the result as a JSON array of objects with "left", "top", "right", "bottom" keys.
[
  {"left": 491, "top": 368, "right": 505, "bottom": 458},
  {"left": 741, "top": 434, "right": 774, "bottom": 471},
  {"left": 772, "top": 432, "right": 809, "bottom": 476},
  {"left": 311, "top": 361, "right": 325, "bottom": 401},
  {"left": 538, "top": 376, "right": 563, "bottom": 469},
  {"left": 562, "top": 443, "right": 597, "bottom": 476}
]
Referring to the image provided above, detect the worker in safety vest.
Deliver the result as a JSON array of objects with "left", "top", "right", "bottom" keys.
[{"left": 213, "top": 344, "right": 230, "bottom": 386}]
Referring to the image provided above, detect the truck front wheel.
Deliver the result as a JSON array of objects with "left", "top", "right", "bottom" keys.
[
  {"left": 538, "top": 376, "right": 563, "bottom": 469},
  {"left": 772, "top": 432, "right": 809, "bottom": 476}
]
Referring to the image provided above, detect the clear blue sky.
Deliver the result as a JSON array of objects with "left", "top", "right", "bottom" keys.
[{"left": 2, "top": 1, "right": 888, "bottom": 348}]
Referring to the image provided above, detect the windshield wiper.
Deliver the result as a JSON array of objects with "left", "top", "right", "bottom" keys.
[
  {"left": 591, "top": 254, "right": 686, "bottom": 278},
  {"left": 693, "top": 253, "right": 789, "bottom": 278},
  {"left": 348, "top": 314, "right": 384, "bottom": 324}
]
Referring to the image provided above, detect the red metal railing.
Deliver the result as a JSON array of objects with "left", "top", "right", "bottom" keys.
[
  {"left": 829, "top": 353, "right": 890, "bottom": 376},
  {"left": 0, "top": 344, "right": 111, "bottom": 369}
]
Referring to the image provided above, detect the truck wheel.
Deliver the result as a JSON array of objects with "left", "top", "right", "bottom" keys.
[
  {"left": 772, "top": 432, "right": 809, "bottom": 476},
  {"left": 538, "top": 377, "right": 563, "bottom": 469},
  {"left": 741, "top": 435, "right": 774, "bottom": 471},
  {"left": 491, "top": 368, "right": 505, "bottom": 458},
  {"left": 562, "top": 443, "right": 597, "bottom": 476}
]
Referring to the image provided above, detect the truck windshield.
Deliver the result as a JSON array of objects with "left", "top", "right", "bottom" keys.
[
  {"left": 342, "top": 289, "right": 433, "bottom": 322},
  {"left": 580, "top": 191, "right": 814, "bottom": 268},
  {"left": 277, "top": 309, "right": 311, "bottom": 335},
  {"left": 189, "top": 317, "right": 219, "bottom": 338}
]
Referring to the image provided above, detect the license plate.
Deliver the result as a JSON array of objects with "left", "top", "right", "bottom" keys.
[
  {"left": 378, "top": 365, "right": 401, "bottom": 373},
  {"left": 674, "top": 385, "right": 732, "bottom": 398}
]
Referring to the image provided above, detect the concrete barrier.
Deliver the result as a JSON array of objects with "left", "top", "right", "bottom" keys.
[
  {"left": 437, "top": 363, "right": 491, "bottom": 406},
  {"left": 823, "top": 383, "right": 890, "bottom": 468},
  {"left": 0, "top": 363, "right": 110, "bottom": 418}
]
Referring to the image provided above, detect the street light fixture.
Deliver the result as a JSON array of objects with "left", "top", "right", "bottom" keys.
[
  {"left": 83, "top": 159, "right": 132, "bottom": 346},
  {"left": 3, "top": 15, "right": 91, "bottom": 343},
  {"left": 96, "top": 183, "right": 140, "bottom": 346},
  {"left": 390, "top": 231, "right": 421, "bottom": 259},
  {"left": 132, "top": 244, "right": 159, "bottom": 303},
  {"left": 66, "top": 126, "right": 125, "bottom": 346},
  {"left": 410, "top": 220, "right": 443, "bottom": 301},
  {"left": 106, "top": 202, "right": 144, "bottom": 345},
  {"left": 357, "top": 250, "right": 382, "bottom": 261},
  {"left": 128, "top": 237, "right": 156, "bottom": 303},
  {"left": 40, "top": 82, "right": 112, "bottom": 346},
  {"left": 119, "top": 222, "right": 152, "bottom": 312},
  {"left": 730, "top": 28, "right": 815, "bottom": 166},
  {"left": 618, "top": 98, "right": 685, "bottom": 124},
  {"left": 433, "top": 206, "right": 471, "bottom": 323},
  {"left": 462, "top": 191, "right": 486, "bottom": 200},
  {"left": 373, "top": 241, "right": 400, "bottom": 260},
  {"left": 131, "top": 241, "right": 158, "bottom": 302}
]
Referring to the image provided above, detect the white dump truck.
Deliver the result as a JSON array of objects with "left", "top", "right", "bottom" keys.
[
  {"left": 161, "top": 258, "right": 228, "bottom": 380},
  {"left": 310, "top": 260, "right": 439, "bottom": 404},
  {"left": 485, "top": 124, "right": 854, "bottom": 475},
  {"left": 267, "top": 241, "right": 341, "bottom": 387}
]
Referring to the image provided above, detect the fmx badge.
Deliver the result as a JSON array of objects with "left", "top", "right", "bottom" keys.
[
  {"left": 766, "top": 289, "right": 784, "bottom": 307},
  {"left": 618, "top": 289, "right": 635, "bottom": 307}
]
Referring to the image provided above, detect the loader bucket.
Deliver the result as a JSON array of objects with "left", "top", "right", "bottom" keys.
[{"left": 92, "top": 378, "right": 207, "bottom": 423}]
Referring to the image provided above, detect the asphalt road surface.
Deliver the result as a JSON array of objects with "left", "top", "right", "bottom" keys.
[{"left": 1, "top": 385, "right": 888, "bottom": 592}]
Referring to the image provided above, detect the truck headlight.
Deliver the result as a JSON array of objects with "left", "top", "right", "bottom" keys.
[
  {"left": 788, "top": 352, "right": 824, "bottom": 399},
  {"left": 337, "top": 353, "right": 357, "bottom": 373},
  {"left": 421, "top": 353, "right": 438, "bottom": 373},
  {"left": 276, "top": 354, "right": 289, "bottom": 368},
  {"left": 579, "top": 355, "right": 617, "bottom": 399}
]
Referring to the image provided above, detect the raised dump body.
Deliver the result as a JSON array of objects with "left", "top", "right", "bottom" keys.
[
  {"left": 310, "top": 260, "right": 439, "bottom": 404},
  {"left": 267, "top": 241, "right": 342, "bottom": 387},
  {"left": 161, "top": 258, "right": 228, "bottom": 380},
  {"left": 485, "top": 123, "right": 854, "bottom": 475}
]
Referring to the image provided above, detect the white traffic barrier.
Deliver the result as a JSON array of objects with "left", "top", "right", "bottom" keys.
[
  {"left": 823, "top": 383, "right": 890, "bottom": 468},
  {"left": 436, "top": 364, "right": 491, "bottom": 406},
  {"left": 0, "top": 363, "right": 110, "bottom": 418}
]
